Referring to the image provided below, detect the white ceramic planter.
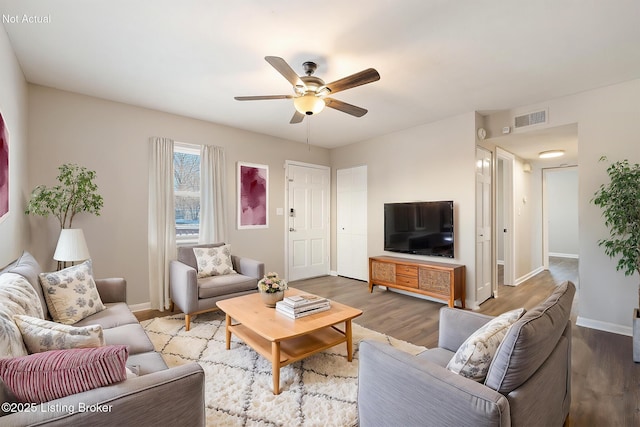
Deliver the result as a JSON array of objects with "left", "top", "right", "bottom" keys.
[
  {"left": 634, "top": 309, "right": 640, "bottom": 363},
  {"left": 260, "top": 290, "right": 284, "bottom": 308}
]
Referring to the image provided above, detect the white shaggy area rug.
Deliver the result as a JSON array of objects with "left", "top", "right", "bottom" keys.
[{"left": 141, "top": 311, "right": 425, "bottom": 427}]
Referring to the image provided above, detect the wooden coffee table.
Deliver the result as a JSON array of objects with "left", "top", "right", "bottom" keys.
[{"left": 216, "top": 288, "right": 363, "bottom": 394}]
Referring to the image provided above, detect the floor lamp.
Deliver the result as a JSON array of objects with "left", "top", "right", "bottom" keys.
[{"left": 53, "top": 229, "right": 90, "bottom": 270}]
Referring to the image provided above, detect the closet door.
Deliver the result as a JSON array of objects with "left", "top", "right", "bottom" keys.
[{"left": 337, "top": 165, "right": 368, "bottom": 281}]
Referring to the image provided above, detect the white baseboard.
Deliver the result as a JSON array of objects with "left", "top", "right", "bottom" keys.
[
  {"left": 329, "top": 270, "right": 338, "bottom": 276},
  {"left": 513, "top": 266, "right": 545, "bottom": 286},
  {"left": 549, "top": 252, "right": 579, "bottom": 259},
  {"left": 576, "top": 316, "right": 632, "bottom": 337},
  {"left": 129, "top": 302, "right": 152, "bottom": 313}
]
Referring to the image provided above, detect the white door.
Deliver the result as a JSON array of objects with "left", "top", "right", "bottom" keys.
[
  {"left": 476, "top": 147, "right": 493, "bottom": 304},
  {"left": 337, "top": 166, "right": 368, "bottom": 281},
  {"left": 496, "top": 148, "right": 515, "bottom": 287},
  {"left": 286, "top": 162, "right": 330, "bottom": 281}
]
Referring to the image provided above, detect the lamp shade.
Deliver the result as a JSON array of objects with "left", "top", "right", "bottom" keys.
[
  {"left": 53, "top": 229, "right": 90, "bottom": 262},
  {"left": 293, "top": 94, "right": 325, "bottom": 115}
]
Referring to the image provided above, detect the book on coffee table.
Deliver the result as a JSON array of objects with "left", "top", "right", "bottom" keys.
[
  {"left": 275, "top": 301, "right": 331, "bottom": 319},
  {"left": 281, "top": 294, "right": 329, "bottom": 308}
]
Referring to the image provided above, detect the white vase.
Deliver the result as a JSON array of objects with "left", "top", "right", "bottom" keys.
[
  {"left": 260, "top": 290, "right": 284, "bottom": 308},
  {"left": 633, "top": 309, "right": 640, "bottom": 362}
]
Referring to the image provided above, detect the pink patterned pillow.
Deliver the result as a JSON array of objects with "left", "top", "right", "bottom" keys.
[{"left": 0, "top": 345, "right": 128, "bottom": 403}]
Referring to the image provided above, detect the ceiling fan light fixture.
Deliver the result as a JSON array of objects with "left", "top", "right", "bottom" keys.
[
  {"left": 539, "top": 150, "right": 565, "bottom": 159},
  {"left": 294, "top": 93, "right": 325, "bottom": 116}
]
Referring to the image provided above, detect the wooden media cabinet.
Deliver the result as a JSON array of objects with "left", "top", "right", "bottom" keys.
[{"left": 368, "top": 256, "right": 466, "bottom": 308}]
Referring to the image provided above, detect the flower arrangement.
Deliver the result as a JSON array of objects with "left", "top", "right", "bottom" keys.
[{"left": 257, "top": 272, "right": 288, "bottom": 294}]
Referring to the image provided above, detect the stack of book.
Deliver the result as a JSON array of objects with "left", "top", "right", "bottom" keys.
[{"left": 275, "top": 294, "right": 331, "bottom": 319}]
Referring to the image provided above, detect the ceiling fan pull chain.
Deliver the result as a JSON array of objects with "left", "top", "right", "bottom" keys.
[{"left": 306, "top": 118, "right": 311, "bottom": 151}]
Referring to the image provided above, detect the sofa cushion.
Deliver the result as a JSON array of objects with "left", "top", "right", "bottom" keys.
[
  {"left": 74, "top": 302, "right": 140, "bottom": 329},
  {"left": 5, "top": 251, "right": 48, "bottom": 319},
  {"left": 0, "top": 273, "right": 45, "bottom": 358},
  {"left": 0, "top": 345, "right": 128, "bottom": 403},
  {"left": 103, "top": 324, "right": 155, "bottom": 355},
  {"left": 484, "top": 281, "right": 576, "bottom": 393},
  {"left": 177, "top": 242, "right": 225, "bottom": 270},
  {"left": 198, "top": 273, "right": 257, "bottom": 299},
  {"left": 193, "top": 245, "right": 236, "bottom": 278},
  {"left": 447, "top": 308, "right": 525, "bottom": 382},
  {"left": 39, "top": 260, "right": 106, "bottom": 325},
  {"left": 13, "top": 315, "right": 105, "bottom": 353},
  {"left": 416, "top": 347, "right": 455, "bottom": 368}
]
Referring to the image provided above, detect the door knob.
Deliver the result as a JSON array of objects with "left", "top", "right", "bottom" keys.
[{"left": 289, "top": 228, "right": 296, "bottom": 232}]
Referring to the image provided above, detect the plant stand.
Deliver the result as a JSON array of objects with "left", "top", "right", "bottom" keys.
[{"left": 634, "top": 309, "right": 640, "bottom": 363}]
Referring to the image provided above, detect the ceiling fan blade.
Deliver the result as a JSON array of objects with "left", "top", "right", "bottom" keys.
[
  {"left": 324, "top": 98, "right": 368, "bottom": 117},
  {"left": 234, "top": 95, "right": 293, "bottom": 101},
  {"left": 324, "top": 68, "right": 380, "bottom": 94},
  {"left": 290, "top": 111, "right": 305, "bottom": 124},
  {"left": 265, "top": 56, "right": 304, "bottom": 88}
]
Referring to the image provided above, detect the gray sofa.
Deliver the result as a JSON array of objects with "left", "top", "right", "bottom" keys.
[
  {"left": 358, "top": 280, "right": 576, "bottom": 427},
  {"left": 170, "top": 243, "right": 264, "bottom": 331},
  {"left": 0, "top": 251, "right": 205, "bottom": 426}
]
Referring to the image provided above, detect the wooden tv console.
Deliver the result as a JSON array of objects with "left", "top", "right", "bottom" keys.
[{"left": 368, "top": 256, "right": 466, "bottom": 308}]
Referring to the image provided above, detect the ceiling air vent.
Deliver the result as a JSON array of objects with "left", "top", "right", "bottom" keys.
[{"left": 514, "top": 109, "right": 547, "bottom": 129}]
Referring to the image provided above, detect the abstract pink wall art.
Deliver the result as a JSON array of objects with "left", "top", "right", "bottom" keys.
[
  {"left": 0, "top": 112, "right": 8, "bottom": 223},
  {"left": 237, "top": 162, "right": 268, "bottom": 229}
]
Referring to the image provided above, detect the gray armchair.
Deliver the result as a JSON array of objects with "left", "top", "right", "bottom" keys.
[
  {"left": 358, "top": 281, "right": 575, "bottom": 427},
  {"left": 169, "top": 243, "right": 264, "bottom": 330}
]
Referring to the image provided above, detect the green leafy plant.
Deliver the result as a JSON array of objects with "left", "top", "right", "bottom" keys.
[
  {"left": 25, "top": 163, "right": 104, "bottom": 229},
  {"left": 592, "top": 156, "right": 640, "bottom": 306}
]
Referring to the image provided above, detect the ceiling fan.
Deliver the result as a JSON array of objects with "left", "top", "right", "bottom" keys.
[{"left": 234, "top": 56, "right": 380, "bottom": 124}]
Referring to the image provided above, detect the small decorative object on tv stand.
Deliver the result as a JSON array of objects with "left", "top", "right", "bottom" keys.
[{"left": 368, "top": 256, "right": 465, "bottom": 308}]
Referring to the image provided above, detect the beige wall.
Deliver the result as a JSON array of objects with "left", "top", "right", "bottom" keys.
[
  {"left": 330, "top": 112, "right": 478, "bottom": 306},
  {"left": 513, "top": 157, "right": 542, "bottom": 282},
  {"left": 0, "top": 26, "right": 29, "bottom": 267},
  {"left": 26, "top": 85, "right": 330, "bottom": 305}
]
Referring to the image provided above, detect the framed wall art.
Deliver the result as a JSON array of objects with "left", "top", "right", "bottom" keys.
[
  {"left": 237, "top": 162, "right": 268, "bottom": 229},
  {"left": 0, "top": 112, "right": 8, "bottom": 224}
]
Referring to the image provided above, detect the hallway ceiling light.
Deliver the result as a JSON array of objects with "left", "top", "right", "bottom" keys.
[{"left": 539, "top": 150, "right": 565, "bottom": 159}]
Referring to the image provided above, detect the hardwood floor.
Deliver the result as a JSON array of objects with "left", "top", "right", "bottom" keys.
[{"left": 138, "top": 257, "right": 639, "bottom": 425}]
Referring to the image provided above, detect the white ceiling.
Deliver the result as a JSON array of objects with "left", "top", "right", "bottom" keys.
[
  {"left": 491, "top": 123, "right": 578, "bottom": 168},
  {"left": 2, "top": 0, "right": 639, "bottom": 149}
]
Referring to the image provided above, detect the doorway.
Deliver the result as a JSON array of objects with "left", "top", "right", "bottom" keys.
[
  {"left": 476, "top": 146, "right": 493, "bottom": 304},
  {"left": 496, "top": 148, "right": 515, "bottom": 288},
  {"left": 543, "top": 166, "right": 579, "bottom": 275},
  {"left": 285, "top": 161, "right": 330, "bottom": 281}
]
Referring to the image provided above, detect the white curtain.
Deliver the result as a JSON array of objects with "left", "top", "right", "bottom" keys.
[
  {"left": 199, "top": 145, "right": 227, "bottom": 243},
  {"left": 148, "top": 137, "right": 176, "bottom": 311}
]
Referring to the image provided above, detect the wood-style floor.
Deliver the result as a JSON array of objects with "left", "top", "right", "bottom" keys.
[{"left": 138, "top": 257, "right": 639, "bottom": 426}]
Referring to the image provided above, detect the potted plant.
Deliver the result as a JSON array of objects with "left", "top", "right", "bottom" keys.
[
  {"left": 257, "top": 272, "right": 288, "bottom": 307},
  {"left": 592, "top": 157, "right": 640, "bottom": 361},
  {"left": 25, "top": 163, "right": 104, "bottom": 268}
]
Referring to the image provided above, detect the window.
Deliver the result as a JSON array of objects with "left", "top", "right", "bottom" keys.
[{"left": 174, "top": 143, "right": 200, "bottom": 242}]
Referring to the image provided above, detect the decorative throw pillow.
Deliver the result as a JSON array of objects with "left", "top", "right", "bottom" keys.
[
  {"left": 447, "top": 307, "right": 525, "bottom": 382},
  {"left": 39, "top": 260, "right": 106, "bottom": 325},
  {"left": 0, "top": 273, "right": 45, "bottom": 358},
  {"left": 0, "top": 345, "right": 128, "bottom": 403},
  {"left": 193, "top": 245, "right": 236, "bottom": 278},
  {"left": 13, "top": 315, "right": 105, "bottom": 354}
]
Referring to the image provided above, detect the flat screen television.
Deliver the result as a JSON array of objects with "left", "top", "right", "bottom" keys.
[{"left": 384, "top": 201, "right": 454, "bottom": 258}]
